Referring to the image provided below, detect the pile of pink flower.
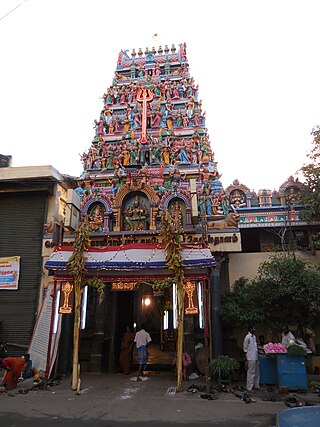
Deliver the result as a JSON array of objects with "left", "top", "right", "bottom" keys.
[{"left": 263, "top": 342, "right": 287, "bottom": 353}]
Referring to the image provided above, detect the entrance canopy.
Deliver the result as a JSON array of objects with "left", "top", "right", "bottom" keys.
[{"left": 45, "top": 243, "right": 215, "bottom": 273}]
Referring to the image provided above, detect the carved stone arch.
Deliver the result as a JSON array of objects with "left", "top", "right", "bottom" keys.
[
  {"left": 162, "top": 192, "right": 191, "bottom": 209},
  {"left": 113, "top": 183, "right": 159, "bottom": 231},
  {"left": 82, "top": 196, "right": 112, "bottom": 215}
]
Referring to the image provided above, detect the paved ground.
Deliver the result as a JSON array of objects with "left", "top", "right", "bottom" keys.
[{"left": 0, "top": 372, "right": 319, "bottom": 427}]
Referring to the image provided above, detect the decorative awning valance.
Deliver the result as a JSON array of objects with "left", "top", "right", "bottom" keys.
[{"left": 45, "top": 243, "right": 215, "bottom": 273}]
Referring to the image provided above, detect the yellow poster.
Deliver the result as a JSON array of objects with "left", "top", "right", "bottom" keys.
[{"left": 0, "top": 256, "right": 20, "bottom": 290}]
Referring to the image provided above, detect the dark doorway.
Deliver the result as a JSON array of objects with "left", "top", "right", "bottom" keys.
[{"left": 114, "top": 291, "right": 134, "bottom": 372}]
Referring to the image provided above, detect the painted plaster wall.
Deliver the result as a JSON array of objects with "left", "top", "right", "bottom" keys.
[{"left": 229, "top": 251, "right": 320, "bottom": 288}]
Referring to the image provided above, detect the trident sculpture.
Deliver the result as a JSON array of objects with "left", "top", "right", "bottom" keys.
[{"left": 136, "top": 88, "right": 153, "bottom": 144}]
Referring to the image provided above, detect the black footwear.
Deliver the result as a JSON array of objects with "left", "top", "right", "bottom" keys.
[
  {"left": 242, "top": 392, "right": 251, "bottom": 403},
  {"left": 287, "top": 397, "right": 298, "bottom": 404},
  {"left": 200, "top": 393, "right": 218, "bottom": 400}
]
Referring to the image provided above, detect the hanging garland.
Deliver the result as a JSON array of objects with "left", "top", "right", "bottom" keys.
[{"left": 139, "top": 277, "right": 174, "bottom": 311}]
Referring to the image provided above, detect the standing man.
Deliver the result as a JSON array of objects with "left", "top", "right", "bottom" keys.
[
  {"left": 281, "top": 325, "right": 295, "bottom": 347},
  {"left": 134, "top": 323, "right": 152, "bottom": 381},
  {"left": 243, "top": 324, "right": 260, "bottom": 391}
]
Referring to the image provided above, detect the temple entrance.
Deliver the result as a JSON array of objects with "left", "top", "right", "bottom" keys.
[
  {"left": 114, "top": 291, "right": 134, "bottom": 372},
  {"left": 47, "top": 245, "right": 215, "bottom": 374},
  {"left": 112, "top": 286, "right": 175, "bottom": 372}
]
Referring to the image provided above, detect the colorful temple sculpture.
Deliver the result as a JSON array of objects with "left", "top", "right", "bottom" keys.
[{"left": 76, "top": 42, "right": 234, "bottom": 239}]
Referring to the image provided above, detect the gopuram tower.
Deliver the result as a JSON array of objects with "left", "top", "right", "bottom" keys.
[{"left": 78, "top": 43, "right": 239, "bottom": 241}]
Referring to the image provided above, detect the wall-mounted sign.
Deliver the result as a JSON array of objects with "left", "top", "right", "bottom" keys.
[
  {"left": 0, "top": 256, "right": 20, "bottom": 290},
  {"left": 207, "top": 232, "right": 242, "bottom": 252},
  {"left": 112, "top": 281, "right": 139, "bottom": 291},
  {"left": 59, "top": 281, "right": 74, "bottom": 314},
  {"left": 45, "top": 231, "right": 242, "bottom": 252}
]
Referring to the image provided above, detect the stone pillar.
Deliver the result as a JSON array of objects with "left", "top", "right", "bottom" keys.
[
  {"left": 89, "top": 291, "right": 107, "bottom": 372},
  {"left": 210, "top": 264, "right": 223, "bottom": 357}
]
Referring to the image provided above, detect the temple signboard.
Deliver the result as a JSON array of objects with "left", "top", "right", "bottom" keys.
[
  {"left": 207, "top": 232, "right": 241, "bottom": 252},
  {"left": 112, "top": 281, "right": 139, "bottom": 291}
]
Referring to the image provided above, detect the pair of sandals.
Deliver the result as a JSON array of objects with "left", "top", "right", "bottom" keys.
[
  {"left": 285, "top": 397, "right": 304, "bottom": 408},
  {"left": 242, "top": 392, "right": 256, "bottom": 404},
  {"left": 200, "top": 393, "right": 218, "bottom": 400}
]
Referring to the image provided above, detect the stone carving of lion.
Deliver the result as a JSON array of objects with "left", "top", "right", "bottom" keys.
[{"left": 207, "top": 212, "right": 240, "bottom": 229}]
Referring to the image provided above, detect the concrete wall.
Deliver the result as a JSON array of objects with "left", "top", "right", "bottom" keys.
[{"left": 229, "top": 251, "right": 320, "bottom": 287}]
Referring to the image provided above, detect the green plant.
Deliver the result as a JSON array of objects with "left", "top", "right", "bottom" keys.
[
  {"left": 208, "top": 355, "right": 239, "bottom": 385},
  {"left": 287, "top": 344, "right": 307, "bottom": 356}
]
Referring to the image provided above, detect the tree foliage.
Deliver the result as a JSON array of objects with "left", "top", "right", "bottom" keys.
[
  {"left": 299, "top": 125, "right": 320, "bottom": 222},
  {"left": 222, "top": 254, "right": 320, "bottom": 335}
]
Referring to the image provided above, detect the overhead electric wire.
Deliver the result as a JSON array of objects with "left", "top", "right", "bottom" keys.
[{"left": 0, "top": 0, "right": 28, "bottom": 22}]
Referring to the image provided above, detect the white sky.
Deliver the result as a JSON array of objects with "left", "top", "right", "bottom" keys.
[{"left": 0, "top": 0, "right": 319, "bottom": 191}]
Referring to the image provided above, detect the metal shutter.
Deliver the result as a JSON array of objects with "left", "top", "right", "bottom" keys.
[{"left": 0, "top": 192, "right": 47, "bottom": 355}]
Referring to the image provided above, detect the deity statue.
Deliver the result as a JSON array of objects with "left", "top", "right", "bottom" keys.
[
  {"left": 88, "top": 204, "right": 104, "bottom": 232},
  {"left": 171, "top": 201, "right": 183, "bottom": 226},
  {"left": 230, "top": 190, "right": 246, "bottom": 209},
  {"left": 219, "top": 190, "right": 230, "bottom": 216},
  {"left": 124, "top": 195, "right": 149, "bottom": 231},
  {"left": 169, "top": 165, "right": 186, "bottom": 191}
]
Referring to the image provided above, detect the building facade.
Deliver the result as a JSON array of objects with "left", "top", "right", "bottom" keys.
[{"left": 0, "top": 165, "right": 75, "bottom": 356}]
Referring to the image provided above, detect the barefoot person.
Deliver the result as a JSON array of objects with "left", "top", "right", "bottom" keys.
[
  {"left": 134, "top": 323, "right": 151, "bottom": 381},
  {"left": 0, "top": 356, "right": 26, "bottom": 390},
  {"left": 119, "top": 326, "right": 135, "bottom": 375},
  {"left": 243, "top": 323, "right": 260, "bottom": 391}
]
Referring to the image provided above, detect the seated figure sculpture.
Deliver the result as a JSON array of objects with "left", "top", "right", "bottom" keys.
[
  {"left": 124, "top": 195, "right": 149, "bottom": 231},
  {"left": 88, "top": 204, "right": 104, "bottom": 232}
]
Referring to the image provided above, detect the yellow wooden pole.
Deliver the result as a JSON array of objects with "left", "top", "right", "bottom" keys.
[
  {"left": 176, "top": 280, "right": 185, "bottom": 392},
  {"left": 72, "top": 281, "right": 82, "bottom": 390}
]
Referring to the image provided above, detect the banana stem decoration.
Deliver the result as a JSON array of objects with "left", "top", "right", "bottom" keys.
[
  {"left": 67, "top": 221, "right": 91, "bottom": 391},
  {"left": 159, "top": 210, "right": 185, "bottom": 392}
]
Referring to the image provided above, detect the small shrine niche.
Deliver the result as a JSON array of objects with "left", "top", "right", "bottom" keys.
[
  {"left": 278, "top": 176, "right": 302, "bottom": 206},
  {"left": 284, "top": 187, "right": 300, "bottom": 206},
  {"left": 168, "top": 199, "right": 185, "bottom": 227},
  {"left": 88, "top": 202, "right": 105, "bottom": 232},
  {"left": 122, "top": 192, "right": 150, "bottom": 231},
  {"left": 229, "top": 189, "right": 247, "bottom": 209}
]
